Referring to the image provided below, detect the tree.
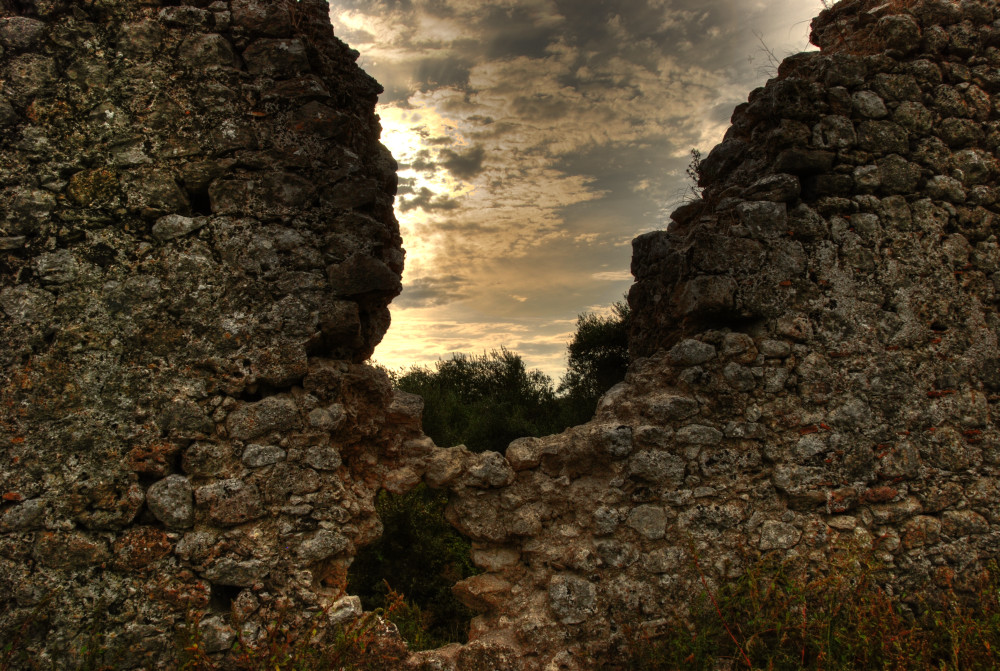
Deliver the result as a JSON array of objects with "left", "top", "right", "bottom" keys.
[
  {"left": 396, "top": 347, "right": 562, "bottom": 453},
  {"left": 558, "top": 299, "right": 631, "bottom": 424}
]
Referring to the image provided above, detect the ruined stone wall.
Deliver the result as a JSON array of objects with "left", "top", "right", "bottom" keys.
[
  {"left": 4, "top": 0, "right": 1000, "bottom": 669},
  {"left": 403, "top": 0, "right": 1000, "bottom": 668},
  {"left": 0, "top": 0, "right": 416, "bottom": 665}
]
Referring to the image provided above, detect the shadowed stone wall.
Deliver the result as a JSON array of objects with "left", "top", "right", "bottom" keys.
[
  {"left": 4, "top": 0, "right": 1000, "bottom": 669},
  {"left": 0, "top": 0, "right": 413, "bottom": 665},
  {"left": 398, "top": 0, "right": 1000, "bottom": 668}
]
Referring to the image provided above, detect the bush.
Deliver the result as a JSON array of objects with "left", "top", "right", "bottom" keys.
[
  {"left": 346, "top": 485, "right": 479, "bottom": 650},
  {"left": 558, "top": 300, "right": 631, "bottom": 425},
  {"left": 396, "top": 348, "right": 564, "bottom": 454},
  {"left": 622, "top": 547, "right": 1000, "bottom": 670}
]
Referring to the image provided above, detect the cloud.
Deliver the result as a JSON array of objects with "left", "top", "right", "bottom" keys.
[
  {"left": 329, "top": 0, "right": 822, "bottom": 378},
  {"left": 398, "top": 187, "right": 463, "bottom": 212},
  {"left": 394, "top": 274, "right": 471, "bottom": 308},
  {"left": 440, "top": 145, "right": 486, "bottom": 179},
  {"left": 591, "top": 270, "right": 632, "bottom": 281}
]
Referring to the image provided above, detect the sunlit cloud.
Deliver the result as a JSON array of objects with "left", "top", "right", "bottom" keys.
[{"left": 330, "top": 0, "right": 822, "bottom": 380}]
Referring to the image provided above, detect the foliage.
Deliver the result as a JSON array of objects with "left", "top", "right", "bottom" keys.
[
  {"left": 558, "top": 300, "right": 631, "bottom": 425},
  {"left": 686, "top": 148, "right": 703, "bottom": 198},
  {"left": 622, "top": 547, "right": 1000, "bottom": 671},
  {"left": 347, "top": 485, "right": 479, "bottom": 650},
  {"left": 396, "top": 347, "right": 563, "bottom": 454}
]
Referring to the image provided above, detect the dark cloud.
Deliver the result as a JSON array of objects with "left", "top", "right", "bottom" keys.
[
  {"left": 511, "top": 93, "right": 570, "bottom": 122},
  {"left": 395, "top": 274, "right": 470, "bottom": 308},
  {"left": 416, "top": 57, "right": 473, "bottom": 90},
  {"left": 440, "top": 145, "right": 486, "bottom": 179},
  {"left": 399, "top": 187, "right": 463, "bottom": 212}
]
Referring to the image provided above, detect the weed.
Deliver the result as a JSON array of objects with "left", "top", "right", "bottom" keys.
[{"left": 623, "top": 547, "right": 1000, "bottom": 671}]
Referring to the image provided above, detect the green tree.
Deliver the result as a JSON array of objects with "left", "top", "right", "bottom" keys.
[
  {"left": 396, "top": 347, "right": 562, "bottom": 453},
  {"left": 558, "top": 299, "right": 631, "bottom": 424}
]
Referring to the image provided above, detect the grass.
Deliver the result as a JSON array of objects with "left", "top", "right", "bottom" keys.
[
  {"left": 622, "top": 546, "right": 1000, "bottom": 670},
  {"left": 6, "top": 543, "right": 1000, "bottom": 670}
]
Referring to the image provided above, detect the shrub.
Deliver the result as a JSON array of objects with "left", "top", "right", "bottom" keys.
[
  {"left": 347, "top": 485, "right": 479, "bottom": 650},
  {"left": 622, "top": 547, "right": 1000, "bottom": 670}
]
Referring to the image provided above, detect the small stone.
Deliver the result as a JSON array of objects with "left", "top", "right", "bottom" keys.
[
  {"left": 243, "top": 38, "right": 310, "bottom": 79},
  {"left": 666, "top": 339, "right": 716, "bottom": 366},
  {"left": 328, "top": 596, "right": 362, "bottom": 626},
  {"left": 152, "top": 214, "right": 208, "bottom": 242},
  {"left": 466, "top": 451, "right": 514, "bottom": 488},
  {"left": 470, "top": 547, "right": 521, "bottom": 571},
  {"left": 226, "top": 397, "right": 300, "bottom": 441},
  {"left": 813, "top": 115, "right": 857, "bottom": 149},
  {"left": 307, "top": 405, "right": 345, "bottom": 431},
  {"left": 759, "top": 340, "right": 791, "bottom": 357},
  {"left": 158, "top": 6, "right": 211, "bottom": 28},
  {"left": 242, "top": 444, "right": 286, "bottom": 468},
  {"left": 675, "top": 424, "right": 723, "bottom": 445},
  {"left": 453, "top": 574, "right": 513, "bottom": 612},
  {"left": 203, "top": 557, "right": 270, "bottom": 586},
  {"left": 592, "top": 506, "right": 622, "bottom": 535},
  {"left": 146, "top": 475, "right": 194, "bottom": 529},
  {"left": 759, "top": 520, "right": 801, "bottom": 550},
  {"left": 35, "top": 250, "right": 79, "bottom": 285},
  {"left": 0, "top": 17, "right": 47, "bottom": 51},
  {"left": 737, "top": 200, "right": 788, "bottom": 239},
  {"left": 178, "top": 33, "right": 238, "bottom": 69},
  {"left": 644, "top": 393, "right": 700, "bottom": 424},
  {"left": 195, "top": 479, "right": 264, "bottom": 526},
  {"left": 199, "top": 616, "right": 236, "bottom": 653},
  {"left": 548, "top": 574, "right": 597, "bottom": 624},
  {"left": 743, "top": 173, "right": 800, "bottom": 202},
  {"left": 627, "top": 451, "right": 685, "bottom": 486},
  {"left": 296, "top": 529, "right": 349, "bottom": 562},
  {"left": 676, "top": 276, "right": 737, "bottom": 316},
  {"left": 852, "top": 90, "right": 887, "bottom": 118},
  {"left": 426, "top": 446, "right": 470, "bottom": 486},
  {"left": 303, "top": 446, "right": 342, "bottom": 471},
  {"left": 626, "top": 505, "right": 667, "bottom": 540},
  {"left": 857, "top": 120, "right": 908, "bottom": 154},
  {"left": 0, "top": 499, "right": 44, "bottom": 531},
  {"left": 827, "top": 516, "right": 857, "bottom": 531},
  {"left": 600, "top": 425, "right": 633, "bottom": 459},
  {"left": 382, "top": 467, "right": 420, "bottom": 494},
  {"left": 723, "top": 362, "right": 757, "bottom": 391},
  {"left": 926, "top": 175, "right": 966, "bottom": 203}
]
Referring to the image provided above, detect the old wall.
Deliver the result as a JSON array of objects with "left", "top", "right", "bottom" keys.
[
  {"left": 3, "top": 0, "right": 1000, "bottom": 669},
  {"left": 406, "top": 0, "right": 1000, "bottom": 668},
  {"left": 0, "top": 0, "right": 417, "bottom": 665}
]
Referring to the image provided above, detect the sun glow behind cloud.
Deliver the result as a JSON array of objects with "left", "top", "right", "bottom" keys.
[{"left": 328, "top": 0, "right": 822, "bottom": 380}]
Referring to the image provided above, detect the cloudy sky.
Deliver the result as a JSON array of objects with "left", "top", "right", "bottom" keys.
[{"left": 326, "top": 0, "right": 823, "bottom": 381}]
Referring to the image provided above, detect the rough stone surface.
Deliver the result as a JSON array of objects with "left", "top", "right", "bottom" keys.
[
  {"left": 401, "top": 1, "right": 1000, "bottom": 668},
  {"left": 6, "top": 0, "right": 1000, "bottom": 669},
  {"left": 0, "top": 0, "right": 403, "bottom": 667}
]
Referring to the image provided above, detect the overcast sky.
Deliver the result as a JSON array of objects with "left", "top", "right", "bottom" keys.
[{"left": 326, "top": 0, "right": 823, "bottom": 381}]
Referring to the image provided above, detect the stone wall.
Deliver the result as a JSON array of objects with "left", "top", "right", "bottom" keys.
[
  {"left": 4, "top": 0, "right": 1000, "bottom": 669},
  {"left": 405, "top": 0, "right": 1000, "bottom": 668},
  {"left": 0, "top": 0, "right": 414, "bottom": 665}
]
